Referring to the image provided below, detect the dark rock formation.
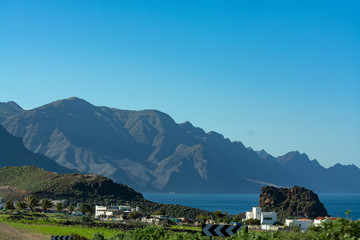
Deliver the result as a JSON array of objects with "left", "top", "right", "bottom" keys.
[{"left": 259, "top": 186, "right": 328, "bottom": 222}]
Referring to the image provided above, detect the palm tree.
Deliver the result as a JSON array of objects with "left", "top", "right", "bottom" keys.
[
  {"left": 24, "top": 195, "right": 39, "bottom": 212},
  {"left": 80, "top": 203, "right": 92, "bottom": 215},
  {"left": 16, "top": 201, "right": 27, "bottom": 211},
  {"left": 41, "top": 198, "right": 53, "bottom": 212},
  {"left": 55, "top": 202, "right": 65, "bottom": 213},
  {"left": 68, "top": 204, "right": 74, "bottom": 214},
  {"left": 5, "top": 200, "right": 15, "bottom": 210}
]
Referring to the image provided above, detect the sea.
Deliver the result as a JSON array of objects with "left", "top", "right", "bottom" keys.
[{"left": 143, "top": 193, "right": 360, "bottom": 220}]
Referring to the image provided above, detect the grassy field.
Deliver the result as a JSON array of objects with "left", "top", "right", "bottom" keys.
[
  {"left": 0, "top": 213, "right": 124, "bottom": 239},
  {"left": 2, "top": 221, "right": 121, "bottom": 239},
  {"left": 169, "top": 225, "right": 201, "bottom": 231}
]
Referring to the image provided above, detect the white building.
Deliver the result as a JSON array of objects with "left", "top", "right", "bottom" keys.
[
  {"left": 245, "top": 207, "right": 277, "bottom": 225},
  {"left": 285, "top": 218, "right": 313, "bottom": 230},
  {"left": 246, "top": 207, "right": 261, "bottom": 220},
  {"left": 261, "top": 211, "right": 278, "bottom": 225},
  {"left": 95, "top": 205, "right": 128, "bottom": 219}
]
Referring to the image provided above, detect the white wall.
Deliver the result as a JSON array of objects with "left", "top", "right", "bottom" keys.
[
  {"left": 253, "top": 207, "right": 261, "bottom": 220},
  {"left": 286, "top": 219, "right": 313, "bottom": 230},
  {"left": 261, "top": 212, "right": 277, "bottom": 225}
]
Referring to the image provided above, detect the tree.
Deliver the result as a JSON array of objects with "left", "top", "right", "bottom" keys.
[
  {"left": 345, "top": 209, "right": 351, "bottom": 219},
  {"left": 80, "top": 203, "right": 92, "bottom": 215},
  {"left": 55, "top": 202, "right": 65, "bottom": 213},
  {"left": 5, "top": 200, "right": 15, "bottom": 210},
  {"left": 196, "top": 214, "right": 209, "bottom": 223},
  {"left": 24, "top": 195, "right": 39, "bottom": 212},
  {"left": 213, "top": 210, "right": 224, "bottom": 222},
  {"left": 16, "top": 201, "right": 27, "bottom": 211},
  {"left": 68, "top": 204, "right": 74, "bottom": 213},
  {"left": 244, "top": 218, "right": 261, "bottom": 225},
  {"left": 128, "top": 210, "right": 140, "bottom": 219},
  {"left": 41, "top": 198, "right": 53, "bottom": 212}
]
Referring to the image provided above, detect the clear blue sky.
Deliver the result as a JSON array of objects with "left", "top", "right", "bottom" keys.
[{"left": 1, "top": 0, "right": 359, "bottom": 168}]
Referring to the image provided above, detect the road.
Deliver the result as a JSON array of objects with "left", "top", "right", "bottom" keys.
[{"left": 0, "top": 222, "right": 48, "bottom": 240}]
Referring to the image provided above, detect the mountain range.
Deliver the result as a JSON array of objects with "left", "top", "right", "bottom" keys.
[{"left": 1, "top": 97, "right": 359, "bottom": 193}]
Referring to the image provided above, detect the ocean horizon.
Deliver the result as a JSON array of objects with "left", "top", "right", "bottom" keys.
[{"left": 143, "top": 193, "right": 360, "bottom": 220}]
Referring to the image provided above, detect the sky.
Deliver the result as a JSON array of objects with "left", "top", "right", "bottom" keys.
[{"left": 1, "top": 0, "right": 359, "bottom": 168}]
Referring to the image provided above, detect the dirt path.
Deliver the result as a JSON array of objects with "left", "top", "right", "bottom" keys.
[{"left": 0, "top": 222, "right": 49, "bottom": 240}]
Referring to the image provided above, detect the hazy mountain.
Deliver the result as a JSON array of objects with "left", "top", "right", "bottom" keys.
[
  {"left": 257, "top": 150, "right": 360, "bottom": 193},
  {"left": 2, "top": 97, "right": 359, "bottom": 193},
  {"left": 0, "top": 125, "right": 74, "bottom": 173},
  {"left": 0, "top": 101, "right": 23, "bottom": 122}
]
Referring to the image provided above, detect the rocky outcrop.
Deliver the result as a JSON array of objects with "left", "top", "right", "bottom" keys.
[{"left": 259, "top": 186, "right": 328, "bottom": 222}]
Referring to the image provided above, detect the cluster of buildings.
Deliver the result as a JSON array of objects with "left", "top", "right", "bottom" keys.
[
  {"left": 95, "top": 205, "right": 191, "bottom": 225},
  {"left": 1, "top": 196, "right": 343, "bottom": 231},
  {"left": 244, "top": 206, "right": 340, "bottom": 231},
  {"left": 95, "top": 205, "right": 137, "bottom": 220}
]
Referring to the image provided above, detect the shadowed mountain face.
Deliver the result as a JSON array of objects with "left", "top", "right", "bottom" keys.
[
  {"left": 1, "top": 97, "right": 360, "bottom": 193},
  {"left": 0, "top": 125, "right": 74, "bottom": 173}
]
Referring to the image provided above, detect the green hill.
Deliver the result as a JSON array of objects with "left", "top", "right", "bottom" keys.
[
  {"left": 0, "top": 165, "right": 143, "bottom": 204},
  {"left": 0, "top": 166, "right": 211, "bottom": 218}
]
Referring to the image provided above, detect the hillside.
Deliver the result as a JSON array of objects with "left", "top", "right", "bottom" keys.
[
  {"left": 0, "top": 165, "right": 143, "bottom": 203},
  {"left": 2, "top": 97, "right": 360, "bottom": 193},
  {"left": 0, "top": 166, "right": 211, "bottom": 218}
]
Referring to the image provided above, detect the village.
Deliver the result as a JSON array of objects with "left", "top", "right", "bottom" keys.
[{"left": 0, "top": 196, "right": 340, "bottom": 232}]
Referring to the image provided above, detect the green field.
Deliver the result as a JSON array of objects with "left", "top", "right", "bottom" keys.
[
  {"left": 1, "top": 212, "right": 359, "bottom": 240},
  {"left": 3, "top": 221, "right": 120, "bottom": 239}
]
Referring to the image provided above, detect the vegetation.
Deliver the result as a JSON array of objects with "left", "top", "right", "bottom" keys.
[
  {"left": 5, "top": 199, "right": 15, "bottom": 210},
  {"left": 55, "top": 202, "right": 65, "bottom": 212},
  {"left": 80, "top": 203, "right": 93, "bottom": 215},
  {"left": 41, "top": 198, "right": 53, "bottom": 212},
  {"left": 243, "top": 218, "right": 260, "bottom": 225},
  {"left": 0, "top": 211, "right": 359, "bottom": 240},
  {"left": 16, "top": 201, "right": 27, "bottom": 210},
  {"left": 0, "top": 166, "right": 143, "bottom": 203},
  {"left": 69, "top": 204, "right": 75, "bottom": 213},
  {"left": 24, "top": 194, "right": 39, "bottom": 212}
]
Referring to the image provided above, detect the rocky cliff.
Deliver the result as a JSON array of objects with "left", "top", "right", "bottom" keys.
[{"left": 259, "top": 186, "right": 328, "bottom": 222}]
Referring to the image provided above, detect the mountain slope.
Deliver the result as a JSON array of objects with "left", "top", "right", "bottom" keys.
[
  {"left": 2, "top": 97, "right": 359, "bottom": 193},
  {"left": 0, "top": 101, "right": 23, "bottom": 122},
  {"left": 0, "top": 125, "right": 74, "bottom": 173},
  {"left": 0, "top": 165, "right": 143, "bottom": 203}
]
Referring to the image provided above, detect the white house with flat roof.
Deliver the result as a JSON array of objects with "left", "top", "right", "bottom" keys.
[
  {"left": 245, "top": 207, "right": 277, "bottom": 225},
  {"left": 285, "top": 218, "right": 313, "bottom": 230},
  {"left": 95, "top": 205, "right": 130, "bottom": 219}
]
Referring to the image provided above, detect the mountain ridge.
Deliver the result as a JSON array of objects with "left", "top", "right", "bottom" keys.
[{"left": 1, "top": 97, "right": 359, "bottom": 193}]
